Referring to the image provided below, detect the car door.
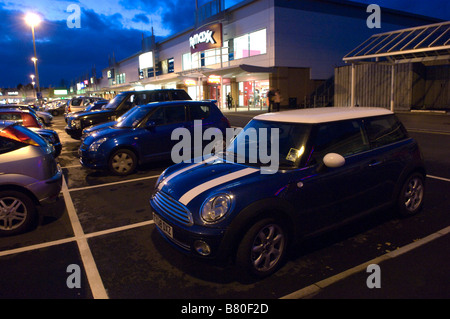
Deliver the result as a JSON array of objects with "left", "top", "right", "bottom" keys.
[
  {"left": 139, "top": 104, "right": 188, "bottom": 161},
  {"left": 288, "top": 119, "right": 375, "bottom": 233},
  {"left": 185, "top": 103, "right": 214, "bottom": 157},
  {"left": 362, "top": 114, "right": 411, "bottom": 206}
]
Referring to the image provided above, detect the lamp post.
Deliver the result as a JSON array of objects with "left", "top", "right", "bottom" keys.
[
  {"left": 25, "top": 13, "right": 41, "bottom": 98},
  {"left": 30, "top": 74, "right": 36, "bottom": 99}
]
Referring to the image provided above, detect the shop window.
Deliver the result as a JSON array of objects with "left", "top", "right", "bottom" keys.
[
  {"left": 233, "top": 29, "right": 267, "bottom": 60},
  {"left": 182, "top": 53, "right": 192, "bottom": 71},
  {"left": 234, "top": 34, "right": 249, "bottom": 59},
  {"left": 249, "top": 29, "right": 266, "bottom": 55}
]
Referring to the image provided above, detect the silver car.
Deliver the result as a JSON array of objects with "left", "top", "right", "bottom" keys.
[{"left": 0, "top": 123, "right": 62, "bottom": 236}]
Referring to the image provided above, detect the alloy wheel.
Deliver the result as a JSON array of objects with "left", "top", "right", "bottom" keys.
[
  {"left": 250, "top": 224, "right": 286, "bottom": 273},
  {"left": 404, "top": 176, "right": 424, "bottom": 212},
  {"left": 0, "top": 196, "right": 27, "bottom": 231}
]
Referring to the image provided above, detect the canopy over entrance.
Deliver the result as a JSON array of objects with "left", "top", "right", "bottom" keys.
[
  {"left": 343, "top": 21, "right": 450, "bottom": 64},
  {"left": 342, "top": 22, "right": 450, "bottom": 111}
]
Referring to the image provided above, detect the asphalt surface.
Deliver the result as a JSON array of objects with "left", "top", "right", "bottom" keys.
[{"left": 0, "top": 107, "right": 449, "bottom": 302}]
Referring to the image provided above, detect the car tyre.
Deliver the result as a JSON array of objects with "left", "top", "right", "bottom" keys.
[
  {"left": 51, "top": 110, "right": 59, "bottom": 116},
  {"left": 109, "top": 149, "right": 137, "bottom": 176},
  {"left": 397, "top": 172, "right": 425, "bottom": 217},
  {"left": 0, "top": 191, "right": 37, "bottom": 236},
  {"left": 236, "top": 217, "right": 288, "bottom": 278}
]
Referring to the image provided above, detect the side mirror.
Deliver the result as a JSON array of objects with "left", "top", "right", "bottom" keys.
[{"left": 323, "top": 153, "right": 345, "bottom": 168}]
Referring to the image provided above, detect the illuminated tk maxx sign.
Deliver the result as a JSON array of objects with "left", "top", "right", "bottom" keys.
[{"left": 189, "top": 23, "right": 222, "bottom": 54}]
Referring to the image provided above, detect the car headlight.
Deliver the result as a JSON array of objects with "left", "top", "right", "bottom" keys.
[
  {"left": 155, "top": 169, "right": 168, "bottom": 189},
  {"left": 88, "top": 137, "right": 107, "bottom": 152},
  {"left": 70, "top": 119, "right": 81, "bottom": 129},
  {"left": 201, "top": 194, "right": 233, "bottom": 223}
]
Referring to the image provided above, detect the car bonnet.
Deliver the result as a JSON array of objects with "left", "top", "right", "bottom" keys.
[{"left": 157, "top": 156, "right": 261, "bottom": 207}]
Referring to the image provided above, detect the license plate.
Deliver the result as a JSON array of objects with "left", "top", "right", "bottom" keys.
[{"left": 153, "top": 213, "right": 173, "bottom": 238}]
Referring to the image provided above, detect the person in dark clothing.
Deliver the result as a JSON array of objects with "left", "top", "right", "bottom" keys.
[{"left": 227, "top": 93, "right": 233, "bottom": 109}]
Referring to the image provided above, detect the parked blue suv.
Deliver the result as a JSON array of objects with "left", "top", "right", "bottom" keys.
[
  {"left": 79, "top": 100, "right": 231, "bottom": 175},
  {"left": 150, "top": 107, "right": 426, "bottom": 278}
]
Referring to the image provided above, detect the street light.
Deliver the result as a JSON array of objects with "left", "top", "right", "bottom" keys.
[{"left": 25, "top": 13, "right": 41, "bottom": 97}]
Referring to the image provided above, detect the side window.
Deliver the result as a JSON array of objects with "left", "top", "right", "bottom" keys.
[
  {"left": 365, "top": 115, "right": 408, "bottom": 148},
  {"left": 0, "top": 113, "right": 22, "bottom": 122},
  {"left": 189, "top": 104, "right": 210, "bottom": 120},
  {"left": 311, "top": 120, "right": 369, "bottom": 163},
  {"left": 136, "top": 93, "right": 148, "bottom": 105},
  {"left": 149, "top": 92, "right": 166, "bottom": 102},
  {"left": 123, "top": 94, "right": 135, "bottom": 111},
  {"left": 146, "top": 107, "right": 165, "bottom": 126},
  {"left": 171, "top": 90, "right": 190, "bottom": 100},
  {"left": 164, "top": 105, "right": 186, "bottom": 124}
]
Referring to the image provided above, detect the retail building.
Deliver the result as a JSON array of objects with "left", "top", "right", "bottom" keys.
[{"left": 87, "top": 0, "right": 441, "bottom": 111}]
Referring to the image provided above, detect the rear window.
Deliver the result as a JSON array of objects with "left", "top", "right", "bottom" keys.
[
  {"left": 71, "top": 98, "right": 83, "bottom": 106},
  {"left": 0, "top": 136, "right": 23, "bottom": 154},
  {"left": 365, "top": 115, "right": 408, "bottom": 148},
  {"left": 0, "top": 125, "right": 47, "bottom": 148},
  {"left": 189, "top": 104, "right": 210, "bottom": 120}
]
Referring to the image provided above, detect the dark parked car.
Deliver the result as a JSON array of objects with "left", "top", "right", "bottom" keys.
[
  {"left": 79, "top": 100, "right": 230, "bottom": 175},
  {"left": 150, "top": 107, "right": 426, "bottom": 278},
  {"left": 43, "top": 100, "right": 66, "bottom": 116},
  {"left": 0, "top": 122, "right": 62, "bottom": 236},
  {"left": 0, "top": 109, "right": 61, "bottom": 157},
  {"left": 65, "top": 89, "right": 192, "bottom": 139}
]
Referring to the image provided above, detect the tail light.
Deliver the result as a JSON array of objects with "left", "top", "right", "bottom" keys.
[{"left": 0, "top": 126, "right": 40, "bottom": 146}]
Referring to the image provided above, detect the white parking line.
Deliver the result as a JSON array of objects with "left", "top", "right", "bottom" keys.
[
  {"left": 68, "top": 175, "right": 160, "bottom": 192},
  {"left": 1, "top": 168, "right": 449, "bottom": 298},
  {"left": 427, "top": 175, "right": 450, "bottom": 183},
  {"left": 61, "top": 176, "right": 108, "bottom": 299},
  {"left": 281, "top": 225, "right": 450, "bottom": 299}
]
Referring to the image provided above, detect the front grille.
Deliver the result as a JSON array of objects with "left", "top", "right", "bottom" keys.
[{"left": 152, "top": 191, "right": 193, "bottom": 226}]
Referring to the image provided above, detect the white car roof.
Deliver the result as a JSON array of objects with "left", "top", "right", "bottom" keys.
[{"left": 254, "top": 107, "right": 393, "bottom": 124}]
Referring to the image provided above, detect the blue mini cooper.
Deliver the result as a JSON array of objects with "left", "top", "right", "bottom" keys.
[
  {"left": 79, "top": 100, "right": 230, "bottom": 175},
  {"left": 150, "top": 107, "right": 426, "bottom": 278}
]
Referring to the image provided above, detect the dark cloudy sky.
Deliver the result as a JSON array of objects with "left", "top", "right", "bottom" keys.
[{"left": 0, "top": 0, "right": 448, "bottom": 89}]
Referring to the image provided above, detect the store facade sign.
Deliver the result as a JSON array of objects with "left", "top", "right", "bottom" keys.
[
  {"left": 184, "top": 79, "right": 197, "bottom": 86},
  {"left": 207, "top": 75, "right": 221, "bottom": 84},
  {"left": 54, "top": 89, "right": 68, "bottom": 95},
  {"left": 189, "top": 23, "right": 222, "bottom": 54},
  {"left": 139, "top": 51, "right": 154, "bottom": 70},
  {"left": 107, "top": 69, "right": 115, "bottom": 79}
]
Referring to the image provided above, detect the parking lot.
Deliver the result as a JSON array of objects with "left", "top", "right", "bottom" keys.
[{"left": 0, "top": 111, "right": 449, "bottom": 300}]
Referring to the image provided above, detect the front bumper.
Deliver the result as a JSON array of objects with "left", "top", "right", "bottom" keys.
[
  {"left": 150, "top": 200, "right": 229, "bottom": 261},
  {"left": 65, "top": 126, "right": 82, "bottom": 140},
  {"left": 78, "top": 147, "right": 107, "bottom": 170}
]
